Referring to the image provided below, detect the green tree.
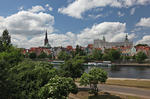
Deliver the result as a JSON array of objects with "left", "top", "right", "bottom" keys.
[
  {"left": 59, "top": 58, "right": 84, "bottom": 80},
  {"left": 58, "top": 51, "right": 71, "bottom": 60},
  {"left": 39, "top": 76, "right": 78, "bottom": 99},
  {"left": 0, "top": 46, "right": 23, "bottom": 99},
  {"left": 136, "top": 44, "right": 148, "bottom": 47},
  {"left": 47, "top": 54, "right": 52, "bottom": 59},
  {"left": 38, "top": 52, "right": 47, "bottom": 59},
  {"left": 136, "top": 51, "right": 147, "bottom": 63},
  {"left": 29, "top": 52, "right": 37, "bottom": 59},
  {"left": 8, "top": 60, "right": 57, "bottom": 99},
  {"left": 80, "top": 67, "right": 108, "bottom": 95},
  {"left": 1, "top": 29, "right": 11, "bottom": 45},
  {"left": 106, "top": 49, "right": 121, "bottom": 61},
  {"left": 75, "top": 45, "right": 86, "bottom": 56},
  {"left": 102, "top": 53, "right": 110, "bottom": 61},
  {"left": 0, "top": 29, "right": 12, "bottom": 52},
  {"left": 92, "top": 49, "right": 103, "bottom": 60}
]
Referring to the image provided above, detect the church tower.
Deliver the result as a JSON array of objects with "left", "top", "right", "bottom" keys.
[
  {"left": 44, "top": 30, "right": 48, "bottom": 46},
  {"left": 125, "top": 34, "right": 129, "bottom": 42}
]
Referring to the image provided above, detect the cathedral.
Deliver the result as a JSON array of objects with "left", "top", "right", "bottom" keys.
[{"left": 94, "top": 34, "right": 133, "bottom": 49}]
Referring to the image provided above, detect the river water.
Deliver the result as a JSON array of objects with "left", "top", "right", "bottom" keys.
[{"left": 84, "top": 65, "right": 150, "bottom": 79}]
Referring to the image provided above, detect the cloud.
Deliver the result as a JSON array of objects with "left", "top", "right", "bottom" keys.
[
  {"left": 0, "top": 5, "right": 135, "bottom": 48},
  {"left": 136, "top": 17, "right": 150, "bottom": 27},
  {"left": 76, "top": 22, "right": 135, "bottom": 46},
  {"left": 58, "top": 0, "right": 150, "bottom": 19},
  {"left": 130, "top": 8, "right": 136, "bottom": 15},
  {"left": 136, "top": 35, "right": 150, "bottom": 45},
  {"left": 88, "top": 14, "right": 103, "bottom": 19},
  {"left": 45, "top": 4, "right": 53, "bottom": 11},
  {"left": 18, "top": 6, "right": 24, "bottom": 11},
  {"left": 118, "top": 11, "right": 125, "bottom": 17},
  {"left": 0, "top": 6, "right": 55, "bottom": 48},
  {"left": 28, "top": 5, "right": 45, "bottom": 13}
]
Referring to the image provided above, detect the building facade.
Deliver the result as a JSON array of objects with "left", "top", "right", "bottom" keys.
[{"left": 94, "top": 35, "right": 133, "bottom": 49}]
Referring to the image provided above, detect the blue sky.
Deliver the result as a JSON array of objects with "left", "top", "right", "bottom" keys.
[{"left": 0, "top": 0, "right": 150, "bottom": 48}]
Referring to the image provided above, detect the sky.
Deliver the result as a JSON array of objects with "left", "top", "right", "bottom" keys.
[{"left": 0, "top": 0, "right": 150, "bottom": 48}]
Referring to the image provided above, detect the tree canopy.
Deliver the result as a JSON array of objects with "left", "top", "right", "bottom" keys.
[
  {"left": 92, "top": 49, "right": 103, "bottom": 60},
  {"left": 39, "top": 76, "right": 78, "bottom": 99},
  {"left": 80, "top": 67, "right": 108, "bottom": 95},
  {"left": 58, "top": 51, "right": 71, "bottom": 60},
  {"left": 59, "top": 58, "right": 85, "bottom": 80},
  {"left": 136, "top": 51, "right": 147, "bottom": 63}
]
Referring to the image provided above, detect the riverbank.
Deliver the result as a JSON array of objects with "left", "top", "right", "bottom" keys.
[
  {"left": 114, "top": 63, "right": 150, "bottom": 66},
  {"left": 106, "top": 78, "right": 150, "bottom": 89}
]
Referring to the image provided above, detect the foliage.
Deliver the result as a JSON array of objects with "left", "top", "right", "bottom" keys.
[
  {"left": 80, "top": 67, "right": 108, "bottom": 95},
  {"left": 8, "top": 60, "right": 57, "bottom": 99},
  {"left": 29, "top": 52, "right": 37, "bottom": 59},
  {"left": 39, "top": 76, "right": 78, "bottom": 99},
  {"left": 135, "top": 51, "right": 147, "bottom": 63},
  {"left": 136, "top": 44, "right": 148, "bottom": 47},
  {"left": 0, "top": 29, "right": 11, "bottom": 52},
  {"left": 102, "top": 53, "right": 110, "bottom": 61},
  {"left": 92, "top": 49, "right": 103, "bottom": 60},
  {"left": 120, "top": 55, "right": 132, "bottom": 61},
  {"left": 58, "top": 51, "right": 71, "bottom": 60},
  {"left": 108, "top": 49, "right": 121, "bottom": 61},
  {"left": 47, "top": 54, "right": 52, "bottom": 59},
  {"left": 0, "top": 46, "right": 23, "bottom": 99},
  {"left": 59, "top": 58, "right": 85, "bottom": 80},
  {"left": 1, "top": 29, "right": 11, "bottom": 45},
  {"left": 75, "top": 45, "right": 86, "bottom": 56},
  {"left": 38, "top": 52, "right": 47, "bottom": 59}
]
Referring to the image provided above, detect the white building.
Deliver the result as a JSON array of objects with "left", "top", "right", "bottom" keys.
[{"left": 94, "top": 35, "right": 133, "bottom": 49}]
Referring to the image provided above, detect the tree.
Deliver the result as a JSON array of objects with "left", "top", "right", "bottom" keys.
[
  {"left": 80, "top": 67, "right": 108, "bottom": 95},
  {"left": 0, "top": 46, "right": 23, "bottom": 99},
  {"left": 0, "top": 29, "right": 11, "bottom": 52},
  {"left": 1, "top": 29, "right": 11, "bottom": 45},
  {"left": 58, "top": 51, "right": 71, "bottom": 60},
  {"left": 107, "top": 49, "right": 121, "bottom": 61},
  {"left": 39, "top": 76, "right": 78, "bottom": 99},
  {"left": 75, "top": 45, "right": 86, "bottom": 56},
  {"left": 102, "top": 53, "right": 110, "bottom": 61},
  {"left": 92, "top": 49, "right": 103, "bottom": 60},
  {"left": 8, "top": 60, "right": 57, "bottom": 99},
  {"left": 38, "top": 52, "right": 47, "bottom": 59},
  {"left": 29, "top": 52, "right": 37, "bottom": 59},
  {"left": 136, "top": 51, "right": 147, "bottom": 63},
  {"left": 59, "top": 58, "right": 85, "bottom": 80},
  {"left": 136, "top": 44, "right": 148, "bottom": 47}
]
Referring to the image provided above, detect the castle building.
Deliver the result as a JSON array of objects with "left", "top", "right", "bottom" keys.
[{"left": 94, "top": 34, "right": 133, "bottom": 49}]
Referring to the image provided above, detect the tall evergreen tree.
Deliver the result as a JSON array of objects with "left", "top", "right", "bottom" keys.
[{"left": 1, "top": 29, "right": 11, "bottom": 45}]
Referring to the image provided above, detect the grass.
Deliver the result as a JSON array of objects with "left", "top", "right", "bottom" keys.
[
  {"left": 106, "top": 79, "right": 150, "bottom": 89},
  {"left": 69, "top": 91, "right": 144, "bottom": 99}
]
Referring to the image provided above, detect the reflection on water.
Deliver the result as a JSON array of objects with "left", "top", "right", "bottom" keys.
[{"left": 84, "top": 65, "right": 150, "bottom": 79}]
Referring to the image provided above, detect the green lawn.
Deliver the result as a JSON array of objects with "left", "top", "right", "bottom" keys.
[{"left": 106, "top": 79, "right": 150, "bottom": 89}]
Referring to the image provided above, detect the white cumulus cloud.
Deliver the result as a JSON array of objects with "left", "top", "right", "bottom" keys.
[
  {"left": 136, "top": 17, "right": 150, "bottom": 27},
  {"left": 28, "top": 5, "right": 45, "bottom": 13},
  {"left": 136, "top": 35, "right": 150, "bottom": 45},
  {"left": 58, "top": 0, "right": 150, "bottom": 19}
]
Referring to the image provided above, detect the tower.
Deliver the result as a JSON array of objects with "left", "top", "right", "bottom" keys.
[
  {"left": 125, "top": 34, "right": 129, "bottom": 42},
  {"left": 44, "top": 30, "right": 48, "bottom": 46},
  {"left": 103, "top": 36, "right": 106, "bottom": 42}
]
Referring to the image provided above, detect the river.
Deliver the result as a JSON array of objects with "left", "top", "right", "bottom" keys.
[{"left": 84, "top": 65, "right": 150, "bottom": 79}]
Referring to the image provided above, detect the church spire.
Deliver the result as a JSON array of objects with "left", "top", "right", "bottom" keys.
[
  {"left": 44, "top": 30, "right": 48, "bottom": 46},
  {"left": 125, "top": 34, "right": 129, "bottom": 42},
  {"left": 103, "top": 36, "right": 106, "bottom": 42}
]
